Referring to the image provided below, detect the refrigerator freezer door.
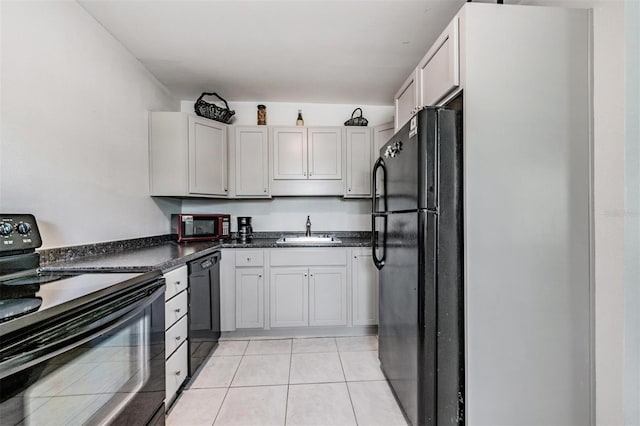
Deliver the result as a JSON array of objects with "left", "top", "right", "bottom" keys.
[{"left": 378, "top": 108, "right": 438, "bottom": 212}]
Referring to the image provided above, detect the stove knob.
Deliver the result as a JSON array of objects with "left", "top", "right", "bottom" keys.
[
  {"left": 16, "top": 222, "right": 31, "bottom": 235},
  {"left": 0, "top": 222, "right": 12, "bottom": 236}
]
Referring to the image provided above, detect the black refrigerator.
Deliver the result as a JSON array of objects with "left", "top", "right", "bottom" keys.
[{"left": 372, "top": 107, "right": 464, "bottom": 426}]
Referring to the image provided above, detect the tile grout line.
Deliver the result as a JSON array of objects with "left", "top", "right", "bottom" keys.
[
  {"left": 210, "top": 341, "right": 249, "bottom": 425},
  {"left": 337, "top": 346, "right": 360, "bottom": 426},
  {"left": 284, "top": 339, "right": 293, "bottom": 426}
]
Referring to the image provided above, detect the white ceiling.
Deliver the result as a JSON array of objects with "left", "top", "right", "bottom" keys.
[{"left": 78, "top": 0, "right": 466, "bottom": 105}]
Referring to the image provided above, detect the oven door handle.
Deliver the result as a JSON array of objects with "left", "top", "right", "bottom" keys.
[{"left": 0, "top": 285, "right": 164, "bottom": 379}]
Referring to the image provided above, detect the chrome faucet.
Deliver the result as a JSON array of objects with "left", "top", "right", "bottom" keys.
[{"left": 305, "top": 216, "right": 311, "bottom": 237}]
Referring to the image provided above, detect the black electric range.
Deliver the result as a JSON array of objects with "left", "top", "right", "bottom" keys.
[
  {"left": 0, "top": 214, "right": 151, "bottom": 325},
  {"left": 0, "top": 214, "right": 166, "bottom": 426}
]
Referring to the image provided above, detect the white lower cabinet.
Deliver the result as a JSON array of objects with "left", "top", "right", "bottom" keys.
[
  {"left": 165, "top": 315, "right": 188, "bottom": 358},
  {"left": 234, "top": 250, "right": 266, "bottom": 329},
  {"left": 222, "top": 247, "right": 376, "bottom": 332},
  {"left": 163, "top": 265, "right": 189, "bottom": 408},
  {"left": 270, "top": 249, "right": 348, "bottom": 328},
  {"left": 166, "top": 341, "right": 188, "bottom": 407},
  {"left": 351, "top": 249, "right": 378, "bottom": 326},
  {"left": 270, "top": 267, "right": 309, "bottom": 327},
  {"left": 309, "top": 267, "right": 347, "bottom": 326},
  {"left": 235, "top": 268, "right": 264, "bottom": 328}
]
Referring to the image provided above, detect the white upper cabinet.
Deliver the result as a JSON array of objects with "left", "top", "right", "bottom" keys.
[
  {"left": 373, "top": 122, "right": 394, "bottom": 197},
  {"left": 393, "top": 16, "right": 461, "bottom": 133},
  {"left": 149, "top": 112, "right": 228, "bottom": 198},
  {"left": 394, "top": 70, "right": 418, "bottom": 133},
  {"left": 270, "top": 126, "right": 344, "bottom": 196},
  {"left": 272, "top": 127, "right": 307, "bottom": 180},
  {"left": 416, "top": 16, "right": 460, "bottom": 108},
  {"left": 235, "top": 126, "right": 269, "bottom": 197},
  {"left": 189, "top": 116, "right": 228, "bottom": 196},
  {"left": 307, "top": 128, "right": 342, "bottom": 180},
  {"left": 345, "top": 127, "right": 373, "bottom": 198}
]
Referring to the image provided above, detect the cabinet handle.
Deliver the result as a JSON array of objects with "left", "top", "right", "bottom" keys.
[
  {"left": 174, "top": 308, "right": 181, "bottom": 313},
  {"left": 310, "top": 274, "right": 313, "bottom": 277},
  {"left": 175, "top": 280, "right": 182, "bottom": 285},
  {"left": 175, "top": 371, "right": 181, "bottom": 376},
  {"left": 304, "top": 273, "right": 307, "bottom": 277},
  {"left": 247, "top": 257, "right": 251, "bottom": 262},
  {"left": 354, "top": 255, "right": 357, "bottom": 259},
  {"left": 264, "top": 188, "right": 267, "bottom": 193},
  {"left": 348, "top": 188, "right": 351, "bottom": 192},
  {"left": 258, "top": 274, "right": 262, "bottom": 278},
  {"left": 175, "top": 336, "right": 181, "bottom": 341}
]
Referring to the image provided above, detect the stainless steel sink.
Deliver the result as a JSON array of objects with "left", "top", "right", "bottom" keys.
[{"left": 275, "top": 235, "right": 342, "bottom": 245}]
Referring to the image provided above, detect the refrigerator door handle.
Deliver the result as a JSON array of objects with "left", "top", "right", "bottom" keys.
[
  {"left": 371, "top": 213, "right": 387, "bottom": 270},
  {"left": 371, "top": 157, "right": 387, "bottom": 214}
]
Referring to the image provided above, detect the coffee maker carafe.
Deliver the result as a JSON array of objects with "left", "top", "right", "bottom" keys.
[{"left": 237, "top": 217, "right": 253, "bottom": 241}]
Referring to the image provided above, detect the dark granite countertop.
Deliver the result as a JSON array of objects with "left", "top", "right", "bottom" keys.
[{"left": 39, "top": 232, "right": 371, "bottom": 273}]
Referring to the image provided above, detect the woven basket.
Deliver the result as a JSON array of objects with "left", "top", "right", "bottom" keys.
[
  {"left": 344, "top": 108, "right": 368, "bottom": 126},
  {"left": 194, "top": 92, "right": 235, "bottom": 124}
]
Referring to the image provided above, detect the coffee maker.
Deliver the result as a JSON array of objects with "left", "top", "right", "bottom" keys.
[{"left": 237, "top": 216, "right": 253, "bottom": 241}]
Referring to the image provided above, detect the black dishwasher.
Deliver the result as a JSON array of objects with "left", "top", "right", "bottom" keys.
[{"left": 188, "top": 251, "right": 221, "bottom": 376}]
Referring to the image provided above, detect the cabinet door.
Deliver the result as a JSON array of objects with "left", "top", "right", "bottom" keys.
[
  {"left": 273, "top": 127, "right": 307, "bottom": 180},
  {"left": 309, "top": 267, "right": 347, "bottom": 326},
  {"left": 235, "top": 268, "right": 264, "bottom": 329},
  {"left": 345, "top": 127, "right": 372, "bottom": 197},
  {"left": 373, "top": 123, "right": 394, "bottom": 197},
  {"left": 270, "top": 267, "right": 309, "bottom": 327},
  {"left": 188, "top": 115, "right": 228, "bottom": 195},
  {"left": 219, "top": 249, "right": 236, "bottom": 332},
  {"left": 308, "top": 128, "right": 342, "bottom": 180},
  {"left": 235, "top": 127, "right": 269, "bottom": 197},
  {"left": 352, "top": 251, "right": 378, "bottom": 325},
  {"left": 394, "top": 70, "right": 418, "bottom": 132},
  {"left": 417, "top": 16, "right": 460, "bottom": 107}
]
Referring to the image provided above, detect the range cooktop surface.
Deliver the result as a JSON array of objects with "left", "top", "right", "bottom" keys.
[{"left": 0, "top": 271, "right": 144, "bottom": 323}]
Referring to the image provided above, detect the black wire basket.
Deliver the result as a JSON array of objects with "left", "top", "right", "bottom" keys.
[
  {"left": 344, "top": 108, "right": 368, "bottom": 126},
  {"left": 194, "top": 92, "right": 235, "bottom": 124}
]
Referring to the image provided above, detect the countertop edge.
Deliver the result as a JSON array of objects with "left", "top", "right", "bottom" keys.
[{"left": 39, "top": 238, "right": 371, "bottom": 273}]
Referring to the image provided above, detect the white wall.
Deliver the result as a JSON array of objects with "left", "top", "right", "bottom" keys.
[
  {"left": 512, "top": 0, "right": 627, "bottom": 423},
  {"left": 0, "top": 1, "right": 181, "bottom": 249},
  {"left": 624, "top": 2, "right": 639, "bottom": 424},
  {"left": 179, "top": 100, "right": 393, "bottom": 232},
  {"left": 182, "top": 197, "right": 370, "bottom": 233}
]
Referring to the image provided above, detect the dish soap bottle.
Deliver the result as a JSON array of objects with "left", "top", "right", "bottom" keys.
[{"left": 296, "top": 109, "right": 304, "bottom": 126}]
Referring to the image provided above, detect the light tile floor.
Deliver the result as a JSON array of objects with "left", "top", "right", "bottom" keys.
[{"left": 167, "top": 336, "right": 408, "bottom": 426}]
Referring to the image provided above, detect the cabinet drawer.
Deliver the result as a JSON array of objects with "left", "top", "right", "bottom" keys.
[
  {"left": 270, "top": 249, "right": 347, "bottom": 266},
  {"left": 166, "top": 315, "right": 188, "bottom": 359},
  {"left": 166, "top": 341, "right": 188, "bottom": 408},
  {"left": 165, "top": 290, "right": 188, "bottom": 330},
  {"left": 235, "top": 250, "right": 264, "bottom": 267},
  {"left": 164, "top": 265, "right": 188, "bottom": 301}
]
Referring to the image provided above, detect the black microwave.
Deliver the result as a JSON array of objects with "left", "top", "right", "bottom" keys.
[{"left": 171, "top": 214, "right": 231, "bottom": 242}]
